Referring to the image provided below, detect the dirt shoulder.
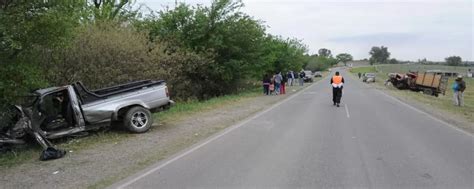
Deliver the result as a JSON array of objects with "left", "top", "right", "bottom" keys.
[
  {"left": 347, "top": 68, "right": 473, "bottom": 134},
  {"left": 0, "top": 82, "right": 317, "bottom": 189}
]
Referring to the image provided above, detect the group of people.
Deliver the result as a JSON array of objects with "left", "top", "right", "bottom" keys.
[
  {"left": 262, "top": 70, "right": 307, "bottom": 96},
  {"left": 262, "top": 72, "right": 285, "bottom": 95},
  {"left": 263, "top": 70, "right": 346, "bottom": 108}
]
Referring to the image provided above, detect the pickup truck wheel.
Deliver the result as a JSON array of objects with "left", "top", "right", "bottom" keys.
[{"left": 124, "top": 107, "right": 153, "bottom": 133}]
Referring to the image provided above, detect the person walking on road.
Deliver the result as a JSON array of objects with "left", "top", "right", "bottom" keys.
[
  {"left": 331, "top": 71, "right": 345, "bottom": 107},
  {"left": 299, "top": 70, "right": 305, "bottom": 86},
  {"left": 358, "top": 72, "right": 361, "bottom": 79},
  {"left": 452, "top": 75, "right": 466, "bottom": 106}
]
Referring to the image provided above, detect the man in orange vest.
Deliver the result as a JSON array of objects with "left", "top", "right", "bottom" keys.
[{"left": 331, "top": 71, "right": 345, "bottom": 107}]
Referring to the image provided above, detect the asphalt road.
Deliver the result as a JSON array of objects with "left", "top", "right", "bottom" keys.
[{"left": 112, "top": 69, "right": 474, "bottom": 189}]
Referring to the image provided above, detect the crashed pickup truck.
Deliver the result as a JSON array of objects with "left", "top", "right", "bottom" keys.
[{"left": 1, "top": 80, "right": 173, "bottom": 160}]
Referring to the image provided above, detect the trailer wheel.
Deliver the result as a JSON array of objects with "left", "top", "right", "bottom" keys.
[
  {"left": 123, "top": 107, "right": 153, "bottom": 133},
  {"left": 423, "top": 88, "right": 433, "bottom": 95}
]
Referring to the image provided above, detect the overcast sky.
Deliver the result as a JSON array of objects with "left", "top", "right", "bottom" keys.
[{"left": 135, "top": 0, "right": 473, "bottom": 61}]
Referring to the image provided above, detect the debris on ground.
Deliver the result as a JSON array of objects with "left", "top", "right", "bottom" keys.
[{"left": 39, "top": 147, "right": 66, "bottom": 161}]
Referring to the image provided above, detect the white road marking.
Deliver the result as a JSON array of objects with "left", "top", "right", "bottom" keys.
[
  {"left": 112, "top": 77, "right": 328, "bottom": 189},
  {"left": 345, "top": 104, "right": 350, "bottom": 118}
]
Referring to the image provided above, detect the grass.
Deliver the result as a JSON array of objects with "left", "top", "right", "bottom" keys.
[
  {"left": 349, "top": 66, "right": 376, "bottom": 74},
  {"left": 155, "top": 87, "right": 262, "bottom": 123},
  {"left": 350, "top": 65, "right": 474, "bottom": 130}
]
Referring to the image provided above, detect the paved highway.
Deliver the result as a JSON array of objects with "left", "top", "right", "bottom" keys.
[{"left": 111, "top": 69, "right": 474, "bottom": 189}]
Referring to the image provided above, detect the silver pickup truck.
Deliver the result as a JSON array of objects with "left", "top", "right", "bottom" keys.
[{"left": 1, "top": 80, "right": 173, "bottom": 156}]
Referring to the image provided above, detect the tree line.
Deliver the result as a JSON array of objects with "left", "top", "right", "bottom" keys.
[
  {"left": 0, "top": 0, "right": 319, "bottom": 106},
  {"left": 368, "top": 46, "right": 467, "bottom": 66}
]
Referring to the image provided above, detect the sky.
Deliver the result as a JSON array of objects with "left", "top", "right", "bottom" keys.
[{"left": 135, "top": 0, "right": 473, "bottom": 61}]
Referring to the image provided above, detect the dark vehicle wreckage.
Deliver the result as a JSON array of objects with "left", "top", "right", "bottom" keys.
[
  {"left": 0, "top": 80, "right": 173, "bottom": 160},
  {"left": 386, "top": 71, "right": 448, "bottom": 97}
]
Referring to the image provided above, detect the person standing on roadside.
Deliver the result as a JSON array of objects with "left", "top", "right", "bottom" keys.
[
  {"left": 358, "top": 72, "right": 362, "bottom": 79},
  {"left": 274, "top": 72, "right": 283, "bottom": 95},
  {"left": 453, "top": 75, "right": 466, "bottom": 106},
  {"left": 287, "top": 71, "right": 294, "bottom": 86},
  {"left": 281, "top": 73, "right": 287, "bottom": 94},
  {"left": 262, "top": 74, "right": 271, "bottom": 95},
  {"left": 299, "top": 70, "right": 305, "bottom": 86},
  {"left": 294, "top": 71, "right": 299, "bottom": 86},
  {"left": 331, "top": 71, "right": 345, "bottom": 107}
]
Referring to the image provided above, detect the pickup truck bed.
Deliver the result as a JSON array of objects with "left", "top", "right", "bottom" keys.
[{"left": 73, "top": 80, "right": 165, "bottom": 104}]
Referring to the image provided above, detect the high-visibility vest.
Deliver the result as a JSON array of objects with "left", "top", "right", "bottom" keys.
[
  {"left": 332, "top": 75, "right": 343, "bottom": 88},
  {"left": 332, "top": 76, "right": 343, "bottom": 84}
]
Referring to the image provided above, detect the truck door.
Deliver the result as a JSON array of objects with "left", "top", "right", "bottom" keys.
[{"left": 67, "top": 86, "right": 86, "bottom": 127}]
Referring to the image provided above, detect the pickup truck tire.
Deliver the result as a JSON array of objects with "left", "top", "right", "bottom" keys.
[{"left": 123, "top": 107, "right": 153, "bottom": 133}]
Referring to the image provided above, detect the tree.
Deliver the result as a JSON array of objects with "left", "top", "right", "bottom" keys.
[
  {"left": 369, "top": 46, "right": 390, "bottom": 65},
  {"left": 0, "top": 1, "right": 86, "bottom": 105},
  {"left": 318, "top": 48, "right": 332, "bottom": 57},
  {"left": 91, "top": 0, "right": 138, "bottom": 21},
  {"left": 389, "top": 58, "right": 399, "bottom": 64},
  {"left": 445, "top": 56, "right": 462, "bottom": 66},
  {"left": 336, "top": 53, "right": 353, "bottom": 66},
  {"left": 305, "top": 54, "right": 337, "bottom": 72},
  {"left": 0, "top": 1, "right": 85, "bottom": 61}
]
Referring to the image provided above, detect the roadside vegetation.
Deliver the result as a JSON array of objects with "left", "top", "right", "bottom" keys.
[
  {"left": 305, "top": 48, "right": 352, "bottom": 71},
  {"left": 350, "top": 64, "right": 473, "bottom": 132}
]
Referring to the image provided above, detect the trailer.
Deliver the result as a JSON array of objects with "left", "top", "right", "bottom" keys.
[
  {"left": 387, "top": 72, "right": 448, "bottom": 97},
  {"left": 414, "top": 72, "right": 448, "bottom": 96}
]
